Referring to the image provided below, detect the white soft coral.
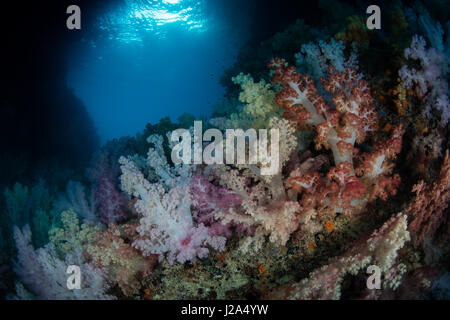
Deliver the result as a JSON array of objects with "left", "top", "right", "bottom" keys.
[
  {"left": 119, "top": 156, "right": 225, "bottom": 264},
  {"left": 399, "top": 35, "right": 449, "bottom": 125}
]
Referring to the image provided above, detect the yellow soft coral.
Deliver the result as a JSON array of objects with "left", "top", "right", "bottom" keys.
[
  {"left": 335, "top": 15, "right": 373, "bottom": 49},
  {"left": 49, "top": 209, "right": 99, "bottom": 256},
  {"left": 392, "top": 79, "right": 408, "bottom": 115},
  {"left": 227, "top": 73, "right": 283, "bottom": 129}
]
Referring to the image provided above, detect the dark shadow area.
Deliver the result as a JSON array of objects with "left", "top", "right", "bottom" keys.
[{"left": 0, "top": 1, "right": 106, "bottom": 188}]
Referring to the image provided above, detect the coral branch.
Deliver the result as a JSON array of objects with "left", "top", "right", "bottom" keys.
[
  {"left": 265, "top": 213, "right": 410, "bottom": 299},
  {"left": 119, "top": 157, "right": 226, "bottom": 264},
  {"left": 269, "top": 58, "right": 403, "bottom": 218},
  {"left": 407, "top": 150, "right": 450, "bottom": 245}
]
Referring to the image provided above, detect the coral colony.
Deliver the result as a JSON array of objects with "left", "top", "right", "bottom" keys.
[{"left": 1, "top": 2, "right": 449, "bottom": 300}]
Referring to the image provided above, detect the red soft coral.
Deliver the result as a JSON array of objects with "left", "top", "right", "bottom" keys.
[{"left": 270, "top": 58, "right": 403, "bottom": 218}]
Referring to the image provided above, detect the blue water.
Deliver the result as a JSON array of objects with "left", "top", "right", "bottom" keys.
[{"left": 67, "top": 0, "right": 249, "bottom": 143}]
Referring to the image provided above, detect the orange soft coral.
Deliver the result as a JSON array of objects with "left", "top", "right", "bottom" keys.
[
  {"left": 269, "top": 59, "right": 377, "bottom": 166},
  {"left": 87, "top": 224, "right": 157, "bottom": 296}
]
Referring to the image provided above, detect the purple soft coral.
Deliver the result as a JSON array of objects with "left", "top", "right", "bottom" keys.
[
  {"left": 190, "top": 175, "right": 252, "bottom": 237},
  {"left": 94, "top": 174, "right": 129, "bottom": 225},
  {"left": 87, "top": 150, "right": 129, "bottom": 224}
]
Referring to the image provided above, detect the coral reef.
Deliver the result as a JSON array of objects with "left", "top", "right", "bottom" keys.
[
  {"left": 269, "top": 58, "right": 403, "bottom": 219},
  {"left": 118, "top": 150, "right": 226, "bottom": 264},
  {"left": 265, "top": 213, "right": 410, "bottom": 299},
  {"left": 13, "top": 224, "right": 113, "bottom": 300},
  {"left": 295, "top": 38, "right": 359, "bottom": 82},
  {"left": 407, "top": 150, "right": 450, "bottom": 246},
  {"left": 2, "top": 1, "right": 449, "bottom": 300},
  {"left": 399, "top": 35, "right": 449, "bottom": 126},
  {"left": 86, "top": 223, "right": 157, "bottom": 296}
]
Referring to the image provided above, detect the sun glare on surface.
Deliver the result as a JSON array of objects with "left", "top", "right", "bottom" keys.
[{"left": 98, "top": 0, "right": 206, "bottom": 43}]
